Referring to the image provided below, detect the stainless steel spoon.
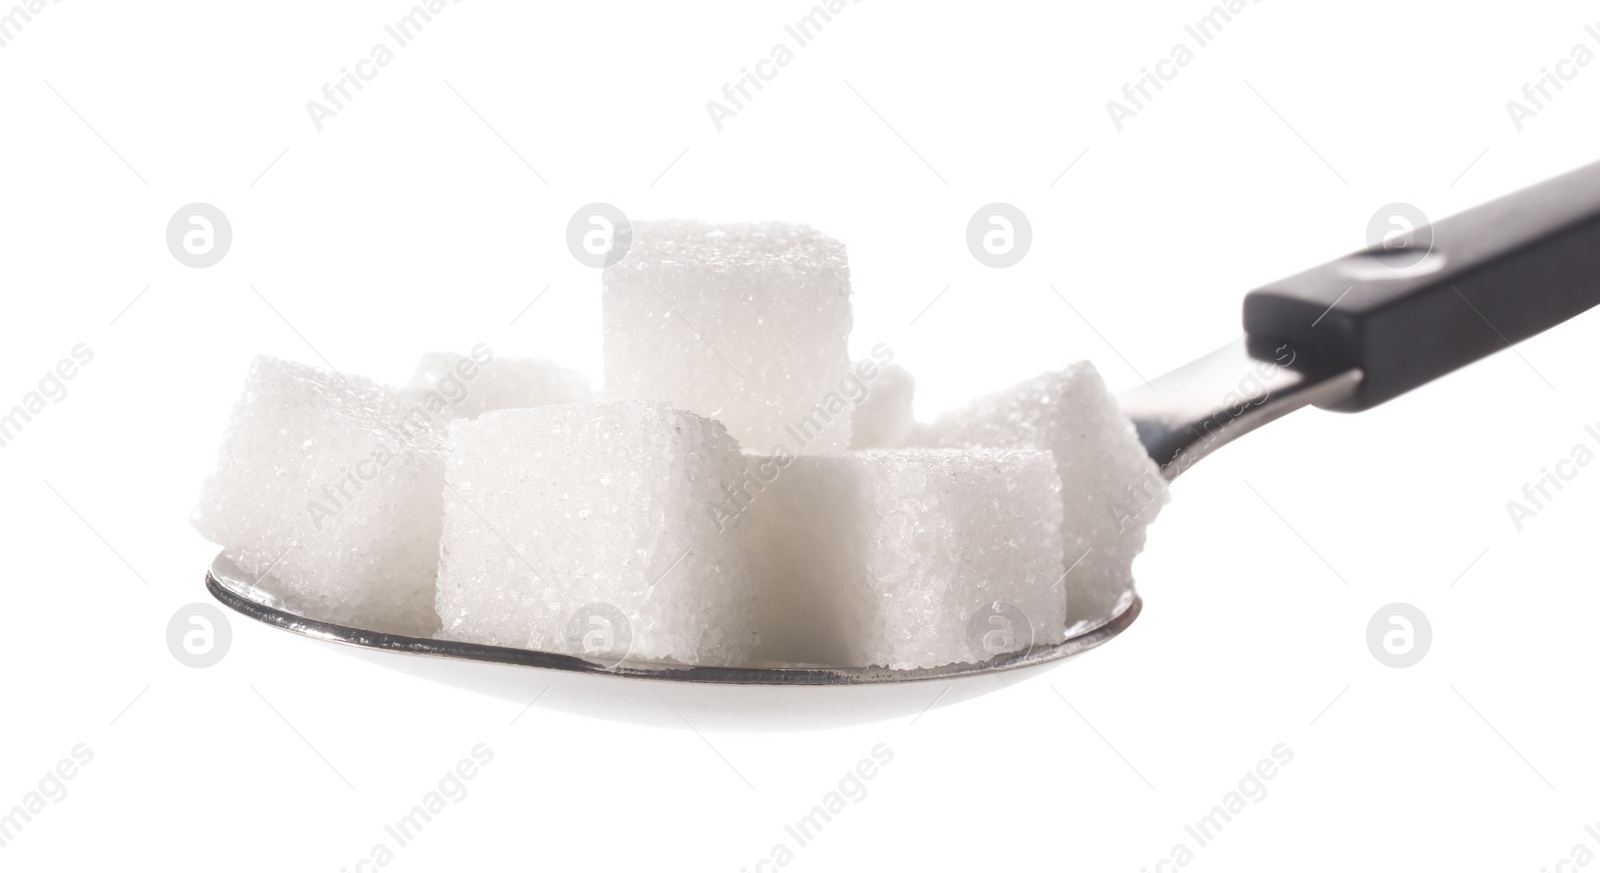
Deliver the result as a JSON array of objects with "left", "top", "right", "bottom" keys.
[{"left": 206, "top": 160, "right": 1600, "bottom": 728}]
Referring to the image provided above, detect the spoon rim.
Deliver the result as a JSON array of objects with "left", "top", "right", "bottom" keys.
[{"left": 205, "top": 553, "right": 1141, "bottom": 687}]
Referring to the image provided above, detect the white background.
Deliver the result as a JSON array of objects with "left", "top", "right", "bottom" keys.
[{"left": 3, "top": 0, "right": 1600, "bottom": 869}]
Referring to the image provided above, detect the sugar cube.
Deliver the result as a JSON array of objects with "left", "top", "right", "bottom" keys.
[
  {"left": 435, "top": 401, "right": 757, "bottom": 666},
  {"left": 191, "top": 356, "right": 447, "bottom": 635},
  {"left": 602, "top": 220, "right": 853, "bottom": 454},
  {"left": 849, "top": 363, "right": 917, "bottom": 449},
  {"left": 744, "top": 449, "right": 1065, "bottom": 670},
  {"left": 404, "top": 347, "right": 590, "bottom": 422},
  {"left": 909, "top": 361, "right": 1166, "bottom": 629}
]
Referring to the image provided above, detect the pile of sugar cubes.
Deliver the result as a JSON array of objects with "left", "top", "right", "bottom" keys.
[{"left": 193, "top": 220, "right": 1167, "bottom": 670}]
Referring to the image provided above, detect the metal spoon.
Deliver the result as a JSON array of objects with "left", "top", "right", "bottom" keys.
[{"left": 207, "top": 160, "right": 1600, "bottom": 728}]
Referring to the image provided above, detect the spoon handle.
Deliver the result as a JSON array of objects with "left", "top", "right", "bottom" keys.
[{"left": 1242, "top": 161, "right": 1600, "bottom": 411}]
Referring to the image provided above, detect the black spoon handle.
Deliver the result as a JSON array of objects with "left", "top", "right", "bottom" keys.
[{"left": 1242, "top": 161, "right": 1600, "bottom": 411}]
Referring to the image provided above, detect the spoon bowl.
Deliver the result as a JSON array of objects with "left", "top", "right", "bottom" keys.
[{"left": 208, "top": 553, "right": 1140, "bottom": 729}]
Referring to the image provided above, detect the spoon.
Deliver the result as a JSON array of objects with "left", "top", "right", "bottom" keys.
[{"left": 207, "top": 160, "right": 1600, "bottom": 728}]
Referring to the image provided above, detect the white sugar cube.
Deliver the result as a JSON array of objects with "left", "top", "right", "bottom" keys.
[
  {"left": 744, "top": 450, "right": 1065, "bottom": 670},
  {"left": 435, "top": 401, "right": 757, "bottom": 666},
  {"left": 850, "top": 363, "right": 917, "bottom": 449},
  {"left": 602, "top": 220, "right": 853, "bottom": 454},
  {"left": 191, "top": 356, "right": 447, "bottom": 635},
  {"left": 911, "top": 361, "right": 1166, "bottom": 630},
  {"left": 405, "top": 347, "right": 590, "bottom": 422}
]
